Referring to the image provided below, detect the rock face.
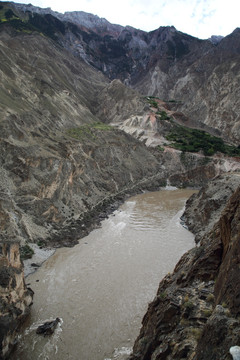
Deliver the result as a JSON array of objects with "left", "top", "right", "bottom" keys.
[
  {"left": 182, "top": 173, "right": 240, "bottom": 242},
  {"left": 129, "top": 173, "right": 240, "bottom": 360},
  {"left": 0, "top": 242, "right": 33, "bottom": 358}
]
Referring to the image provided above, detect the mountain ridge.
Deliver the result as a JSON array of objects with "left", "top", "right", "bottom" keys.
[{"left": 7, "top": 1, "right": 240, "bottom": 145}]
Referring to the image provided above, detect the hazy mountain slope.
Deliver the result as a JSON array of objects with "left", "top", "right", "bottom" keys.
[
  {"left": 9, "top": 2, "right": 240, "bottom": 144},
  {"left": 0, "top": 24, "right": 163, "bottom": 249}
]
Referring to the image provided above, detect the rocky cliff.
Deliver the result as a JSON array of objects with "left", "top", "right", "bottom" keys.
[
  {"left": 0, "top": 242, "right": 33, "bottom": 359},
  {"left": 129, "top": 173, "right": 240, "bottom": 360}
]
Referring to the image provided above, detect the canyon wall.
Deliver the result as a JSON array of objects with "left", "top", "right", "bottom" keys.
[
  {"left": 0, "top": 4, "right": 239, "bottom": 358},
  {"left": 0, "top": 242, "right": 33, "bottom": 358}
]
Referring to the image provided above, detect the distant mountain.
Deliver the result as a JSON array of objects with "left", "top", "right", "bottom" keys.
[
  {"left": 209, "top": 34, "right": 224, "bottom": 44},
  {"left": 9, "top": 2, "right": 240, "bottom": 145}
]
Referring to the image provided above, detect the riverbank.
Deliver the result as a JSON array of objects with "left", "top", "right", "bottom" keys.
[
  {"left": 23, "top": 181, "right": 196, "bottom": 277},
  {"left": 11, "top": 189, "right": 196, "bottom": 360},
  {"left": 23, "top": 177, "right": 169, "bottom": 276}
]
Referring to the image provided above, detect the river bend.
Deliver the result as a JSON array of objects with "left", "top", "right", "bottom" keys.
[{"left": 11, "top": 189, "right": 196, "bottom": 360}]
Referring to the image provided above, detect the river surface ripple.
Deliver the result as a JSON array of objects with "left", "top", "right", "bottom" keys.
[{"left": 11, "top": 189, "right": 196, "bottom": 360}]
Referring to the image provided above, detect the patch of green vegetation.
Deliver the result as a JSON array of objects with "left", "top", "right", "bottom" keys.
[
  {"left": 37, "top": 240, "right": 45, "bottom": 248},
  {"left": 183, "top": 300, "right": 194, "bottom": 310},
  {"left": 159, "top": 291, "right": 167, "bottom": 299},
  {"left": 3, "top": 18, "right": 37, "bottom": 33},
  {"left": 157, "top": 145, "right": 164, "bottom": 152},
  {"left": 145, "top": 96, "right": 159, "bottom": 108},
  {"left": 0, "top": 7, "right": 65, "bottom": 39},
  {"left": 206, "top": 293, "right": 215, "bottom": 303},
  {"left": 0, "top": 6, "right": 39, "bottom": 33},
  {"left": 20, "top": 244, "right": 34, "bottom": 260},
  {"left": 165, "top": 125, "right": 240, "bottom": 157},
  {"left": 163, "top": 99, "right": 183, "bottom": 104},
  {"left": 203, "top": 309, "right": 212, "bottom": 317},
  {"left": 157, "top": 110, "right": 170, "bottom": 120},
  {"left": 92, "top": 122, "right": 113, "bottom": 131},
  {"left": 67, "top": 126, "right": 94, "bottom": 140},
  {"left": 189, "top": 327, "right": 203, "bottom": 340},
  {"left": 66, "top": 122, "right": 113, "bottom": 140}
]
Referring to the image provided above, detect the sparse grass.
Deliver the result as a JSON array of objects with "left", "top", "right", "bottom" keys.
[
  {"left": 159, "top": 291, "right": 167, "bottom": 299},
  {"left": 202, "top": 309, "right": 212, "bottom": 317},
  {"left": 66, "top": 122, "right": 113, "bottom": 140},
  {"left": 189, "top": 327, "right": 203, "bottom": 340},
  {"left": 67, "top": 126, "right": 94, "bottom": 140},
  {"left": 206, "top": 293, "right": 215, "bottom": 303},
  {"left": 92, "top": 122, "right": 113, "bottom": 131}
]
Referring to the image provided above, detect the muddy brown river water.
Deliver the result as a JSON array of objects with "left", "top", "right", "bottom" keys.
[{"left": 11, "top": 189, "right": 196, "bottom": 360}]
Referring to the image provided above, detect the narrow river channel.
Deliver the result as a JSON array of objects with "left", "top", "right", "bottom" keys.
[{"left": 11, "top": 189, "right": 196, "bottom": 360}]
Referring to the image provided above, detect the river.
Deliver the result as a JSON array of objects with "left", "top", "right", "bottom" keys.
[{"left": 11, "top": 188, "right": 196, "bottom": 360}]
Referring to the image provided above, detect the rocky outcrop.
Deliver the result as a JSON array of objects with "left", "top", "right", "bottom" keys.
[
  {"left": 129, "top": 174, "right": 240, "bottom": 360},
  {"left": 182, "top": 173, "right": 240, "bottom": 242},
  {"left": 0, "top": 242, "right": 33, "bottom": 359}
]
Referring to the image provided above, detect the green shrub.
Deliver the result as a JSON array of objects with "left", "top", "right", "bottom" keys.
[
  {"left": 206, "top": 293, "right": 215, "bottom": 303},
  {"left": 145, "top": 96, "right": 159, "bottom": 108},
  {"left": 165, "top": 125, "right": 240, "bottom": 156},
  {"left": 183, "top": 300, "right": 194, "bottom": 310},
  {"left": 159, "top": 291, "right": 167, "bottom": 299},
  {"left": 20, "top": 244, "right": 34, "bottom": 260},
  {"left": 190, "top": 327, "right": 203, "bottom": 340},
  {"left": 203, "top": 309, "right": 212, "bottom": 317},
  {"left": 157, "top": 110, "right": 170, "bottom": 120}
]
